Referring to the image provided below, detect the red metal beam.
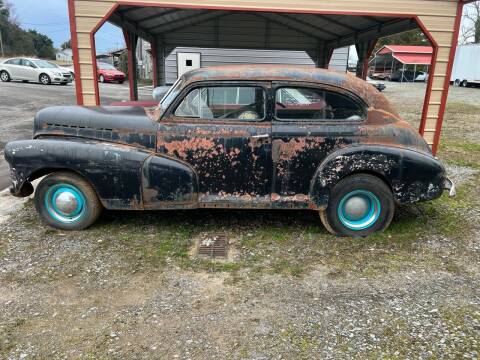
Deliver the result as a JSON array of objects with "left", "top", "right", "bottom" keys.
[
  {"left": 362, "top": 40, "right": 377, "bottom": 80},
  {"left": 123, "top": 29, "right": 138, "bottom": 101},
  {"left": 150, "top": 40, "right": 158, "bottom": 88},
  {"left": 431, "top": 0, "right": 465, "bottom": 155}
]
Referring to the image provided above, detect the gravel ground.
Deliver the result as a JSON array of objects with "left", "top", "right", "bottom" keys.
[{"left": 0, "top": 81, "right": 479, "bottom": 359}]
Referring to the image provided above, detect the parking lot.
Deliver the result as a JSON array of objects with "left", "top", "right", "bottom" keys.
[
  {"left": 0, "top": 80, "right": 479, "bottom": 358},
  {"left": 0, "top": 80, "right": 152, "bottom": 190}
]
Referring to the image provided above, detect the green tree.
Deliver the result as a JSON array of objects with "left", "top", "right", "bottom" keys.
[
  {"left": 461, "top": 1, "right": 480, "bottom": 44},
  {"left": 28, "top": 29, "right": 55, "bottom": 59},
  {"left": 0, "top": 0, "right": 10, "bottom": 19},
  {"left": 61, "top": 39, "right": 71, "bottom": 50},
  {"left": 374, "top": 29, "right": 429, "bottom": 52}
]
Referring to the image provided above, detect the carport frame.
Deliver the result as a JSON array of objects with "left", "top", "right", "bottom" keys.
[{"left": 68, "top": 0, "right": 471, "bottom": 155}]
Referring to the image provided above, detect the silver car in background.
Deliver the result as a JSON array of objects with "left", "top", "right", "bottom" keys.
[{"left": 0, "top": 58, "right": 73, "bottom": 85}]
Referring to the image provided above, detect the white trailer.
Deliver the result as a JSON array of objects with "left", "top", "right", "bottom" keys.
[{"left": 451, "top": 44, "right": 480, "bottom": 87}]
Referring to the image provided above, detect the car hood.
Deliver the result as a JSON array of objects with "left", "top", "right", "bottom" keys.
[
  {"left": 101, "top": 70, "right": 125, "bottom": 76},
  {"left": 33, "top": 106, "right": 158, "bottom": 150}
]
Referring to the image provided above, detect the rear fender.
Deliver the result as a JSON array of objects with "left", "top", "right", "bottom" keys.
[{"left": 309, "top": 145, "right": 445, "bottom": 207}]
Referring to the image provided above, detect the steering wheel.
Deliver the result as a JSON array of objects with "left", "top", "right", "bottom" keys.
[{"left": 219, "top": 103, "right": 258, "bottom": 119}]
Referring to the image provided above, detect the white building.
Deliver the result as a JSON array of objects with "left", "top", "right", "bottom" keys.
[{"left": 56, "top": 49, "right": 73, "bottom": 62}]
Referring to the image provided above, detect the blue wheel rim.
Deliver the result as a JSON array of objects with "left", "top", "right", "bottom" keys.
[
  {"left": 337, "top": 190, "right": 381, "bottom": 231},
  {"left": 44, "top": 184, "right": 86, "bottom": 224}
]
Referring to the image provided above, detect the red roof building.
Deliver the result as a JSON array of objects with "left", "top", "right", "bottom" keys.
[{"left": 369, "top": 45, "right": 433, "bottom": 80}]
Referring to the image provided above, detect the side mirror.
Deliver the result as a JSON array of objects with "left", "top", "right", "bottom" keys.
[{"left": 152, "top": 86, "right": 171, "bottom": 103}]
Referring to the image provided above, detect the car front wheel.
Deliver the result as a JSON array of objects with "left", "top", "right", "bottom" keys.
[
  {"left": 35, "top": 171, "right": 103, "bottom": 230},
  {"left": 39, "top": 73, "right": 51, "bottom": 85},
  {"left": 99, "top": 75, "right": 105, "bottom": 83},
  {"left": 0, "top": 71, "right": 11, "bottom": 82},
  {"left": 319, "top": 174, "right": 395, "bottom": 237}
]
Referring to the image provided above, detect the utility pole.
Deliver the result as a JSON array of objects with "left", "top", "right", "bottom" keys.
[{"left": 0, "top": 30, "right": 4, "bottom": 58}]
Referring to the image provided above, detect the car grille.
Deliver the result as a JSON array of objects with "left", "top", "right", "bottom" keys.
[
  {"left": 114, "top": 75, "right": 124, "bottom": 80},
  {"left": 62, "top": 73, "right": 71, "bottom": 78}
]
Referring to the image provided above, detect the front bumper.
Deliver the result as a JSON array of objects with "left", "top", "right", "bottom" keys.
[
  {"left": 444, "top": 178, "right": 456, "bottom": 197},
  {"left": 52, "top": 74, "right": 73, "bottom": 83}
]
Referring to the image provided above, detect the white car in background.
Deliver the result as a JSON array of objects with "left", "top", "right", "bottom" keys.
[
  {"left": 0, "top": 57, "right": 73, "bottom": 85},
  {"left": 48, "top": 61, "right": 75, "bottom": 80}
]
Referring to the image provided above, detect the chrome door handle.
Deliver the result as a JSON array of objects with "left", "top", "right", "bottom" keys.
[{"left": 251, "top": 134, "right": 270, "bottom": 139}]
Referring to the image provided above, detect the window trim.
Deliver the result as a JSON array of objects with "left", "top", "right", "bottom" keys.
[
  {"left": 272, "top": 83, "right": 368, "bottom": 124},
  {"left": 169, "top": 81, "right": 269, "bottom": 123}
]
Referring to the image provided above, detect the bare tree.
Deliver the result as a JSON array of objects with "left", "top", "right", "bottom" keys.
[{"left": 461, "top": 1, "right": 480, "bottom": 44}]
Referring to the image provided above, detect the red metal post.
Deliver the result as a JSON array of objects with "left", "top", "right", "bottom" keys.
[
  {"left": 150, "top": 40, "right": 158, "bottom": 88},
  {"left": 430, "top": 1, "right": 465, "bottom": 155},
  {"left": 123, "top": 29, "right": 138, "bottom": 101}
]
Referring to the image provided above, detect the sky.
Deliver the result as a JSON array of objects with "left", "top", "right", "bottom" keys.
[{"left": 12, "top": 0, "right": 124, "bottom": 53}]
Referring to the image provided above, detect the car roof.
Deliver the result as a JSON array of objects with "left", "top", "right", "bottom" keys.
[{"left": 182, "top": 65, "right": 395, "bottom": 111}]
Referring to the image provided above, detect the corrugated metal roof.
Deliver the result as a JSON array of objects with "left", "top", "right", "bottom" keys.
[
  {"left": 378, "top": 45, "right": 433, "bottom": 55},
  {"left": 109, "top": 6, "right": 418, "bottom": 51},
  {"left": 393, "top": 53, "right": 432, "bottom": 64}
]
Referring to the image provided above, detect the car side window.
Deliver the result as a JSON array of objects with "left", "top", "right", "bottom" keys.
[
  {"left": 6, "top": 58, "right": 21, "bottom": 65},
  {"left": 175, "top": 86, "right": 265, "bottom": 120},
  {"left": 275, "top": 87, "right": 366, "bottom": 121},
  {"left": 21, "top": 59, "right": 35, "bottom": 68}
]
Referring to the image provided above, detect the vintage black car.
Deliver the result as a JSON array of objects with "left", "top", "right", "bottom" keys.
[{"left": 4, "top": 65, "right": 455, "bottom": 237}]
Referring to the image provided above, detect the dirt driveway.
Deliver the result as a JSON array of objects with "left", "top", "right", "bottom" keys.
[{"left": 0, "top": 82, "right": 479, "bottom": 359}]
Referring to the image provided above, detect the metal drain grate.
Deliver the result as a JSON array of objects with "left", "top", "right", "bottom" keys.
[{"left": 198, "top": 235, "right": 228, "bottom": 258}]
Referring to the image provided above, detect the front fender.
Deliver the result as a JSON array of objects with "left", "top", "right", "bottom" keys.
[
  {"left": 309, "top": 145, "right": 446, "bottom": 207},
  {"left": 4, "top": 139, "right": 198, "bottom": 210}
]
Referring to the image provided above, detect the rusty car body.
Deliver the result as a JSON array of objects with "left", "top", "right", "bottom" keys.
[{"left": 4, "top": 65, "right": 455, "bottom": 236}]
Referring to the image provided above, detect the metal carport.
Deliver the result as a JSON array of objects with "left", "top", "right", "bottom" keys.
[{"left": 68, "top": 0, "right": 472, "bottom": 154}]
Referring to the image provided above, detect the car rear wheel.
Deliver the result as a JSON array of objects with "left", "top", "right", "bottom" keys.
[
  {"left": 39, "top": 73, "right": 51, "bottom": 85},
  {"left": 319, "top": 174, "right": 395, "bottom": 237},
  {"left": 0, "top": 71, "right": 11, "bottom": 82},
  {"left": 99, "top": 75, "right": 105, "bottom": 83},
  {"left": 34, "top": 171, "right": 103, "bottom": 230},
  {"left": 461, "top": 80, "right": 468, "bottom": 87}
]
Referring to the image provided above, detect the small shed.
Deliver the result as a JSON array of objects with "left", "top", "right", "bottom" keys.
[
  {"left": 67, "top": 0, "right": 473, "bottom": 154},
  {"left": 370, "top": 45, "right": 433, "bottom": 79}
]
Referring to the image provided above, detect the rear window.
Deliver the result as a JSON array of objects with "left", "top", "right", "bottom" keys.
[
  {"left": 275, "top": 87, "right": 366, "bottom": 121},
  {"left": 5, "top": 58, "right": 21, "bottom": 65}
]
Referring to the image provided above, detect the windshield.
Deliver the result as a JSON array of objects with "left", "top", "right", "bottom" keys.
[
  {"left": 160, "top": 77, "right": 184, "bottom": 109},
  {"left": 48, "top": 62, "right": 60, "bottom": 68},
  {"left": 33, "top": 60, "right": 58, "bottom": 68},
  {"left": 97, "top": 62, "right": 116, "bottom": 70}
]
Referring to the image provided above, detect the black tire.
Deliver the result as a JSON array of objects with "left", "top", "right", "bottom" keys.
[
  {"left": 34, "top": 171, "right": 103, "bottom": 230},
  {"left": 118, "top": 81, "right": 124, "bottom": 84},
  {"left": 99, "top": 75, "right": 105, "bottom": 83},
  {"left": 39, "top": 73, "right": 51, "bottom": 85},
  {"left": 319, "top": 174, "right": 395, "bottom": 237},
  {"left": 0, "top": 70, "right": 11, "bottom": 82},
  {"left": 461, "top": 80, "right": 468, "bottom": 88},
  {"left": 60, "top": 82, "right": 68, "bottom": 86},
  {"left": 454, "top": 79, "right": 461, "bottom": 86}
]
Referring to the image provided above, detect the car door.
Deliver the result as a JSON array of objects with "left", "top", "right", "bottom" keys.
[
  {"left": 271, "top": 82, "right": 368, "bottom": 207},
  {"left": 20, "top": 59, "right": 37, "bottom": 81},
  {"left": 157, "top": 81, "right": 273, "bottom": 207},
  {"left": 4, "top": 58, "right": 22, "bottom": 79}
]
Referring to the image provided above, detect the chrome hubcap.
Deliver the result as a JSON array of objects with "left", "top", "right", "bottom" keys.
[
  {"left": 54, "top": 191, "right": 79, "bottom": 215},
  {"left": 343, "top": 196, "right": 370, "bottom": 221},
  {"left": 338, "top": 190, "right": 382, "bottom": 231},
  {"left": 45, "top": 184, "right": 86, "bottom": 224}
]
